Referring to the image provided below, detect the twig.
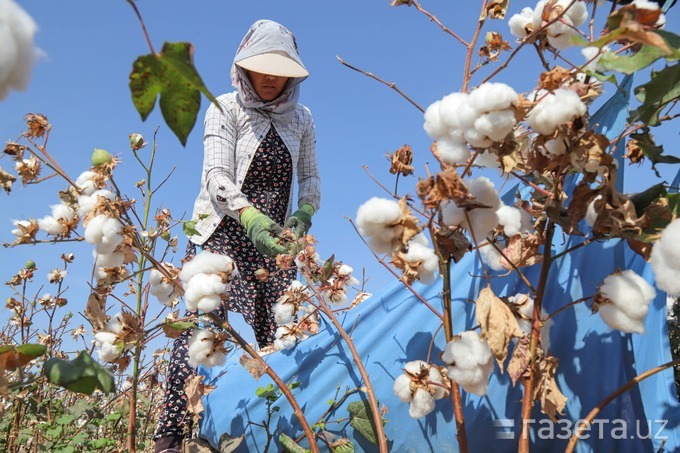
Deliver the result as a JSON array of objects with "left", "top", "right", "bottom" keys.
[
  {"left": 411, "top": 0, "right": 468, "bottom": 47},
  {"left": 462, "top": 0, "right": 489, "bottom": 91},
  {"left": 565, "top": 357, "right": 680, "bottom": 453},
  {"left": 126, "top": 0, "right": 156, "bottom": 55},
  {"left": 337, "top": 56, "right": 425, "bottom": 112},
  {"left": 545, "top": 296, "right": 591, "bottom": 322}
]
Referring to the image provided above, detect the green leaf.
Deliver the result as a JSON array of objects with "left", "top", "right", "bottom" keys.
[
  {"left": 43, "top": 351, "right": 115, "bottom": 395},
  {"left": 55, "top": 414, "right": 75, "bottom": 425},
  {"left": 165, "top": 321, "right": 197, "bottom": 331},
  {"left": 629, "top": 63, "right": 680, "bottom": 127},
  {"left": 129, "top": 42, "right": 220, "bottom": 146},
  {"left": 0, "top": 343, "right": 47, "bottom": 371},
  {"left": 183, "top": 219, "right": 199, "bottom": 237},
  {"left": 321, "top": 254, "right": 335, "bottom": 282},
  {"left": 332, "top": 440, "right": 356, "bottom": 453},
  {"left": 17, "top": 343, "right": 48, "bottom": 358},
  {"left": 279, "top": 433, "right": 309, "bottom": 453},
  {"left": 255, "top": 383, "right": 280, "bottom": 401},
  {"left": 347, "top": 400, "right": 387, "bottom": 445},
  {"left": 105, "top": 412, "right": 122, "bottom": 422},
  {"left": 287, "top": 381, "right": 301, "bottom": 390},
  {"left": 630, "top": 183, "right": 667, "bottom": 216}
]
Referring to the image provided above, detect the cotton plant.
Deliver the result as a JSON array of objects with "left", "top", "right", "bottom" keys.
[
  {"left": 0, "top": 0, "right": 38, "bottom": 100},
  {"left": 179, "top": 250, "right": 238, "bottom": 313},
  {"left": 650, "top": 219, "right": 680, "bottom": 296},
  {"left": 442, "top": 331, "right": 495, "bottom": 396},
  {"left": 508, "top": 0, "right": 588, "bottom": 50},
  {"left": 187, "top": 328, "right": 228, "bottom": 368},
  {"left": 393, "top": 360, "right": 449, "bottom": 419},
  {"left": 423, "top": 82, "right": 519, "bottom": 165},
  {"left": 594, "top": 270, "right": 656, "bottom": 334}
]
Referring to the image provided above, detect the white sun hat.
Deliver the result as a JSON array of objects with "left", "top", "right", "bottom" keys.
[{"left": 235, "top": 50, "right": 309, "bottom": 78}]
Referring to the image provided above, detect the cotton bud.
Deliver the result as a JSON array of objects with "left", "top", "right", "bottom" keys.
[
  {"left": 651, "top": 219, "right": 680, "bottom": 296},
  {"left": 91, "top": 148, "right": 113, "bottom": 167},
  {"left": 0, "top": 0, "right": 38, "bottom": 100},
  {"left": 24, "top": 259, "right": 35, "bottom": 270},
  {"left": 595, "top": 270, "right": 656, "bottom": 334},
  {"left": 392, "top": 360, "right": 448, "bottom": 419},
  {"left": 129, "top": 133, "right": 146, "bottom": 151},
  {"left": 442, "top": 331, "right": 494, "bottom": 396}
]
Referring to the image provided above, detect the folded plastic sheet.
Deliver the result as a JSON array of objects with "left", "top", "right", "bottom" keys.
[{"left": 199, "top": 77, "right": 680, "bottom": 452}]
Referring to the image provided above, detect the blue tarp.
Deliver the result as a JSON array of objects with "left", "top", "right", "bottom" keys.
[{"left": 199, "top": 77, "right": 680, "bottom": 452}]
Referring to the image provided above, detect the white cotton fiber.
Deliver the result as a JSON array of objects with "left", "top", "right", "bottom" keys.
[
  {"left": 184, "top": 273, "right": 226, "bottom": 305},
  {"left": 651, "top": 219, "right": 680, "bottom": 296},
  {"left": 38, "top": 215, "right": 62, "bottom": 235},
  {"left": 76, "top": 171, "right": 97, "bottom": 195},
  {"left": 509, "top": 7, "right": 534, "bottom": 38},
  {"left": 438, "top": 92, "right": 473, "bottom": 130},
  {"left": 585, "top": 195, "right": 603, "bottom": 227},
  {"left": 0, "top": 0, "right": 38, "bottom": 99},
  {"left": 409, "top": 388, "right": 435, "bottom": 419},
  {"left": 598, "top": 270, "right": 656, "bottom": 334},
  {"left": 468, "top": 83, "right": 518, "bottom": 113},
  {"left": 527, "top": 89, "right": 586, "bottom": 135},
  {"left": 474, "top": 110, "right": 517, "bottom": 142},
  {"left": 423, "top": 100, "right": 447, "bottom": 140},
  {"left": 179, "top": 250, "right": 236, "bottom": 282},
  {"left": 403, "top": 242, "right": 439, "bottom": 284},
  {"left": 188, "top": 329, "right": 226, "bottom": 368},
  {"left": 393, "top": 374, "right": 413, "bottom": 403},
  {"left": 496, "top": 205, "right": 523, "bottom": 237},
  {"left": 442, "top": 331, "right": 494, "bottom": 396},
  {"left": 356, "top": 197, "right": 403, "bottom": 253},
  {"left": 437, "top": 139, "right": 470, "bottom": 165}
]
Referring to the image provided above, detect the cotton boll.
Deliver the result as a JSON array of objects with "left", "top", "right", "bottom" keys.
[
  {"left": 184, "top": 273, "right": 227, "bottom": 306},
  {"left": 563, "top": 0, "right": 588, "bottom": 27},
  {"left": 442, "top": 201, "right": 466, "bottom": 228},
  {"left": 546, "top": 28, "right": 574, "bottom": 50},
  {"left": 0, "top": 0, "right": 38, "bottom": 99},
  {"left": 187, "top": 329, "right": 218, "bottom": 368},
  {"left": 527, "top": 89, "right": 586, "bottom": 135},
  {"left": 651, "top": 223, "right": 680, "bottom": 296},
  {"left": 443, "top": 331, "right": 494, "bottom": 396},
  {"left": 50, "top": 203, "right": 75, "bottom": 222},
  {"left": 423, "top": 100, "right": 447, "bottom": 140},
  {"left": 38, "top": 215, "right": 62, "bottom": 235},
  {"left": 95, "top": 218, "right": 124, "bottom": 255},
  {"left": 428, "top": 366, "right": 447, "bottom": 400},
  {"left": 409, "top": 388, "right": 435, "bottom": 419},
  {"left": 474, "top": 110, "right": 517, "bottom": 142},
  {"left": 94, "top": 250, "right": 125, "bottom": 269},
  {"left": 509, "top": 7, "right": 534, "bottom": 38},
  {"left": 179, "top": 251, "right": 236, "bottom": 282},
  {"left": 85, "top": 215, "right": 109, "bottom": 246},
  {"left": 355, "top": 197, "right": 402, "bottom": 248},
  {"left": 274, "top": 325, "right": 301, "bottom": 350},
  {"left": 475, "top": 150, "right": 501, "bottom": 170},
  {"left": 582, "top": 46, "right": 610, "bottom": 73},
  {"left": 10, "top": 219, "right": 30, "bottom": 236},
  {"left": 654, "top": 219, "right": 680, "bottom": 268},
  {"left": 78, "top": 189, "right": 115, "bottom": 217},
  {"left": 468, "top": 83, "right": 518, "bottom": 113},
  {"left": 76, "top": 171, "right": 97, "bottom": 195},
  {"left": 600, "top": 270, "right": 655, "bottom": 320},
  {"left": 273, "top": 301, "right": 296, "bottom": 325},
  {"left": 94, "top": 331, "right": 123, "bottom": 363},
  {"left": 509, "top": 293, "right": 552, "bottom": 351},
  {"left": 410, "top": 232, "right": 429, "bottom": 246},
  {"left": 393, "top": 374, "right": 414, "bottom": 403},
  {"left": 541, "top": 136, "right": 569, "bottom": 157},
  {"left": 437, "top": 138, "right": 470, "bottom": 165},
  {"left": 403, "top": 242, "right": 439, "bottom": 284},
  {"left": 598, "top": 304, "right": 645, "bottom": 334},
  {"left": 496, "top": 205, "right": 523, "bottom": 237}
]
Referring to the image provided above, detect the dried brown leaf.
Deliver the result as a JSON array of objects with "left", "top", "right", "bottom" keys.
[
  {"left": 532, "top": 356, "right": 567, "bottom": 421},
  {"left": 507, "top": 336, "right": 532, "bottom": 386},
  {"left": 185, "top": 374, "right": 216, "bottom": 421},
  {"left": 434, "top": 226, "right": 470, "bottom": 263},
  {"left": 475, "top": 286, "right": 525, "bottom": 372},
  {"left": 350, "top": 291, "right": 372, "bottom": 309},
  {"left": 481, "top": 0, "right": 509, "bottom": 19},
  {"left": 390, "top": 252, "right": 420, "bottom": 285},
  {"left": 500, "top": 233, "right": 543, "bottom": 270},
  {"left": 85, "top": 293, "right": 107, "bottom": 331},
  {"left": 239, "top": 354, "right": 267, "bottom": 380},
  {"left": 538, "top": 66, "right": 571, "bottom": 92}
]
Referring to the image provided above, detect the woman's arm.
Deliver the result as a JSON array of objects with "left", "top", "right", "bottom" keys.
[
  {"left": 296, "top": 110, "right": 321, "bottom": 212},
  {"left": 203, "top": 100, "right": 251, "bottom": 215}
]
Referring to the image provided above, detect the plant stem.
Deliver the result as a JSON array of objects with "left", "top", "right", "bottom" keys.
[
  {"left": 411, "top": 0, "right": 468, "bottom": 47},
  {"left": 462, "top": 0, "right": 488, "bottom": 92},
  {"left": 519, "top": 220, "right": 554, "bottom": 453},
  {"left": 565, "top": 357, "right": 680, "bottom": 453},
  {"left": 215, "top": 317, "right": 320, "bottom": 452}
]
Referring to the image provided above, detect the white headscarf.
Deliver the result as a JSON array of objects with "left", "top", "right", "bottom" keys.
[{"left": 230, "top": 20, "right": 308, "bottom": 127}]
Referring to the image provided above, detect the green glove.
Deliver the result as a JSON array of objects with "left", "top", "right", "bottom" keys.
[
  {"left": 239, "top": 207, "right": 286, "bottom": 257},
  {"left": 284, "top": 203, "right": 315, "bottom": 238}
]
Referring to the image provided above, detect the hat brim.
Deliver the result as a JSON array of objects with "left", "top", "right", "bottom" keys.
[{"left": 236, "top": 52, "right": 309, "bottom": 78}]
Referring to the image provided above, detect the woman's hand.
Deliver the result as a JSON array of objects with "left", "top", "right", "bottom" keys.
[
  {"left": 239, "top": 207, "right": 287, "bottom": 257},
  {"left": 284, "top": 204, "right": 314, "bottom": 239}
]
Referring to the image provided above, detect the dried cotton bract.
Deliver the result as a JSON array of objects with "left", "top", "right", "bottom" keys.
[
  {"left": 650, "top": 219, "right": 680, "bottom": 296},
  {"left": 272, "top": 280, "right": 312, "bottom": 325},
  {"left": 393, "top": 360, "right": 448, "bottom": 419},
  {"left": 442, "top": 331, "right": 495, "bottom": 396},
  {"left": 595, "top": 270, "right": 656, "bottom": 334}
]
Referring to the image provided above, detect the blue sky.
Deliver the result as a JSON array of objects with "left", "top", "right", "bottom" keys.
[{"left": 1, "top": 1, "right": 678, "bottom": 346}]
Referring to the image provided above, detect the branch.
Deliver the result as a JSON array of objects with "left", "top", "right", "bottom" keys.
[
  {"left": 337, "top": 56, "right": 425, "bottom": 112},
  {"left": 411, "top": 0, "right": 468, "bottom": 47}
]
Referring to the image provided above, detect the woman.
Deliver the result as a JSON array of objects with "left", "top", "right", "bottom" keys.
[{"left": 154, "top": 19, "right": 320, "bottom": 452}]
